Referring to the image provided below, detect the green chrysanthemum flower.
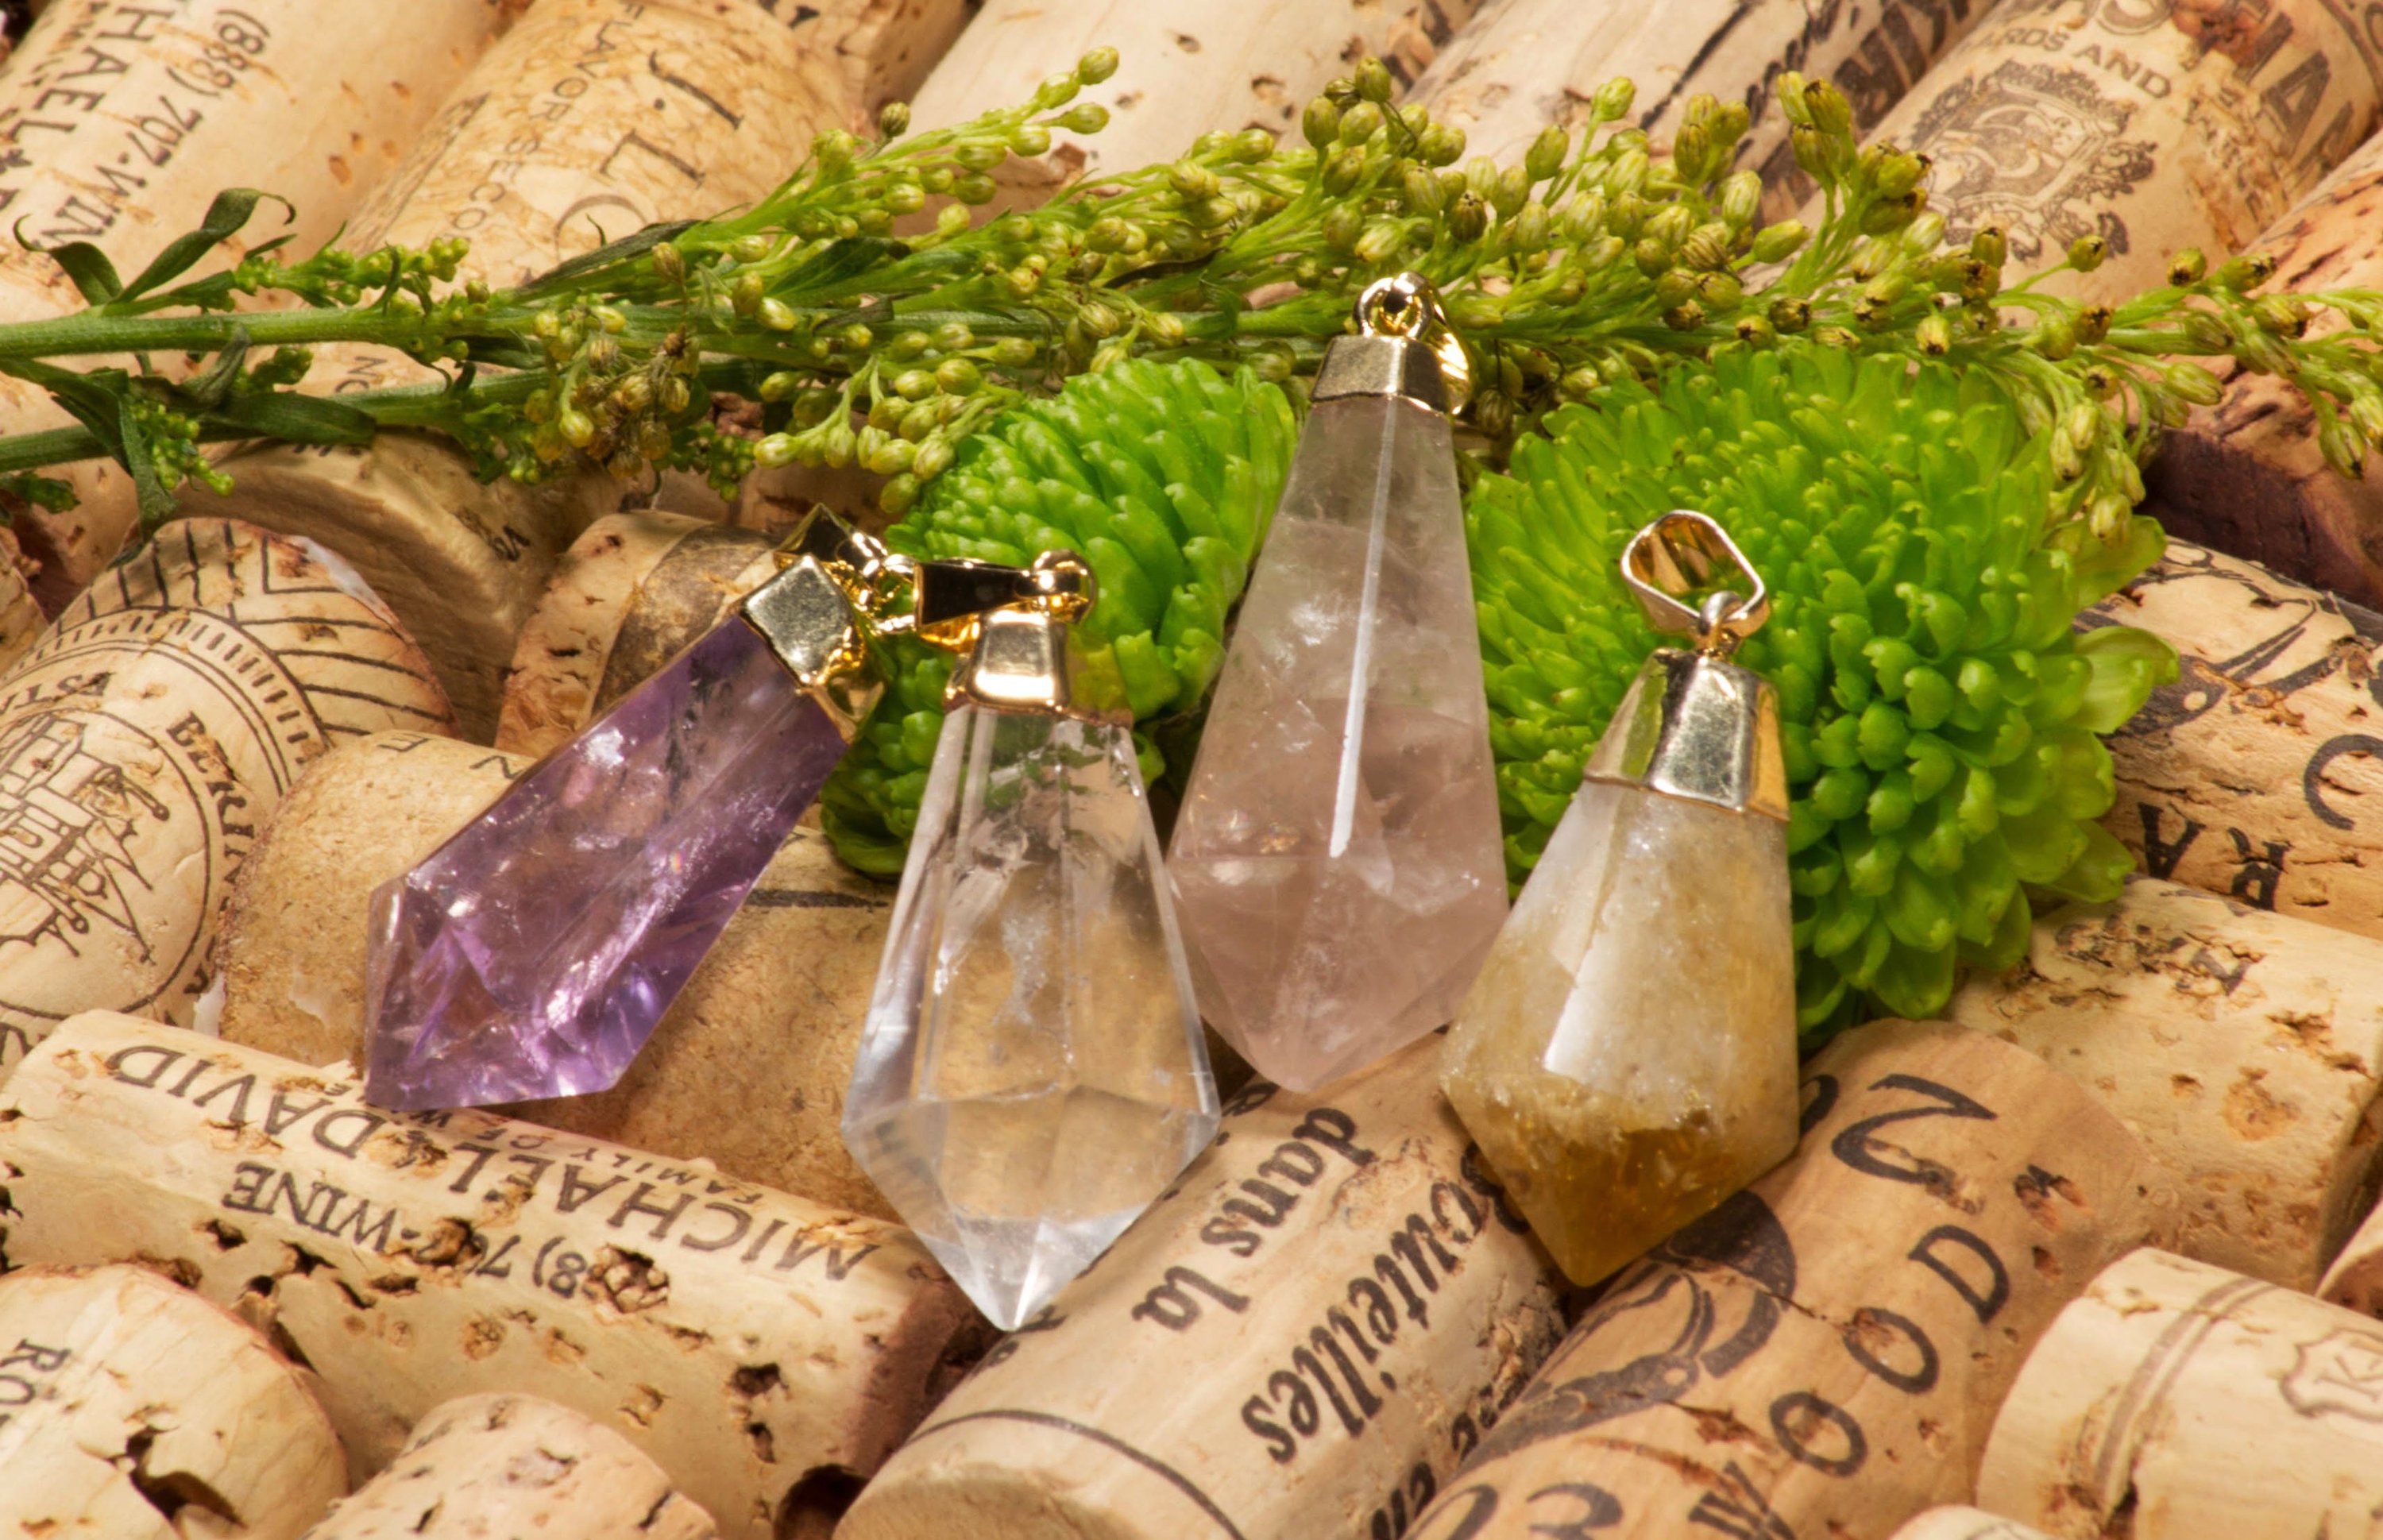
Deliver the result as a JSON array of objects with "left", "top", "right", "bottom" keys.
[
  {"left": 1470, "top": 342, "right": 2179, "bottom": 1037},
  {"left": 820, "top": 357, "right": 1297, "bottom": 874}
]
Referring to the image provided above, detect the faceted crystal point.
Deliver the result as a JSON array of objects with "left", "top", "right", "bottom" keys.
[
  {"left": 1168, "top": 393, "right": 1507, "bottom": 1093},
  {"left": 365, "top": 618, "right": 851, "bottom": 1110},
  {"left": 1441, "top": 781, "right": 1801, "bottom": 1286},
  {"left": 844, "top": 704, "right": 1219, "bottom": 1330}
]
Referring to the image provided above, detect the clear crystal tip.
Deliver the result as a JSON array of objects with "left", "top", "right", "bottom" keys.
[{"left": 844, "top": 704, "right": 1219, "bottom": 1329}]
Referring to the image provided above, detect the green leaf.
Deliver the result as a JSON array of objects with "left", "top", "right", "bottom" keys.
[
  {"left": 118, "top": 188, "right": 289, "bottom": 304},
  {"left": 2072, "top": 623, "right": 2179, "bottom": 733},
  {"left": 514, "top": 218, "right": 697, "bottom": 299},
  {"left": 212, "top": 389, "right": 378, "bottom": 446},
  {"left": 113, "top": 396, "right": 174, "bottom": 524},
  {"left": 31, "top": 239, "right": 124, "bottom": 307},
  {"left": 778, "top": 236, "right": 912, "bottom": 300}
]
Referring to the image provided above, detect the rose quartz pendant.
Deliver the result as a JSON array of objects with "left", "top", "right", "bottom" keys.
[{"left": 1168, "top": 276, "right": 1507, "bottom": 1092}]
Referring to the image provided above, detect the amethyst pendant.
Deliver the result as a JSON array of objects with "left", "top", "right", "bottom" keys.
[{"left": 363, "top": 515, "right": 884, "bottom": 1110}]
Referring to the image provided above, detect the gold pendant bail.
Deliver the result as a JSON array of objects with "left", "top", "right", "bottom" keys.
[
  {"left": 1312, "top": 271, "right": 1471, "bottom": 415},
  {"left": 1588, "top": 511, "right": 1789, "bottom": 822}
]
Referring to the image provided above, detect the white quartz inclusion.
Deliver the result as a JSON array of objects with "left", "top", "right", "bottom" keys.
[{"left": 844, "top": 704, "right": 1219, "bottom": 1329}]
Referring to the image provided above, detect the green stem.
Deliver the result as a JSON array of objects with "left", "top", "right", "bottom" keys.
[{"left": 0, "top": 306, "right": 415, "bottom": 358}]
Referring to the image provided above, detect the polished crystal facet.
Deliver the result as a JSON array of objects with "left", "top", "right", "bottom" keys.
[
  {"left": 1168, "top": 393, "right": 1507, "bottom": 1092},
  {"left": 1442, "top": 781, "right": 1800, "bottom": 1285},
  {"left": 845, "top": 704, "right": 1219, "bottom": 1330},
  {"left": 365, "top": 618, "right": 849, "bottom": 1110}
]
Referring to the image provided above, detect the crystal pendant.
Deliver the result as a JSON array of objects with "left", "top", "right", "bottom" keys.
[
  {"left": 1442, "top": 512, "right": 1802, "bottom": 1286},
  {"left": 844, "top": 577, "right": 1219, "bottom": 1330},
  {"left": 365, "top": 516, "right": 884, "bottom": 1110},
  {"left": 1168, "top": 275, "right": 1506, "bottom": 1092}
]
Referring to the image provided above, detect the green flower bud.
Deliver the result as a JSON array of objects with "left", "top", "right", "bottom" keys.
[
  {"left": 867, "top": 394, "right": 907, "bottom": 431},
  {"left": 2165, "top": 361, "right": 2224, "bottom": 406},
  {"left": 1696, "top": 270, "right": 1744, "bottom": 308},
  {"left": 1401, "top": 164, "right": 1446, "bottom": 214},
  {"left": 755, "top": 432, "right": 801, "bottom": 469},
  {"left": 1508, "top": 199, "right": 1552, "bottom": 255},
  {"left": 1009, "top": 124, "right": 1052, "bottom": 156},
  {"left": 840, "top": 323, "right": 874, "bottom": 351},
  {"left": 1791, "top": 125, "right": 1832, "bottom": 179},
  {"left": 935, "top": 357, "right": 981, "bottom": 394},
  {"left": 1077, "top": 46, "right": 1119, "bottom": 83},
  {"left": 1592, "top": 77, "right": 1636, "bottom": 121},
  {"left": 1708, "top": 100, "right": 1752, "bottom": 149},
  {"left": 1873, "top": 151, "right": 1924, "bottom": 199},
  {"left": 878, "top": 473, "right": 920, "bottom": 517},
  {"left": 936, "top": 204, "right": 973, "bottom": 239},
  {"left": 1558, "top": 365, "right": 1603, "bottom": 399},
  {"left": 2320, "top": 413, "right": 2368, "bottom": 479},
  {"left": 1232, "top": 127, "right": 1275, "bottom": 163},
  {"left": 1671, "top": 122, "right": 1712, "bottom": 186},
  {"left": 1033, "top": 71, "right": 1080, "bottom": 110},
  {"left": 1558, "top": 191, "right": 1607, "bottom": 245},
  {"left": 1682, "top": 221, "right": 1732, "bottom": 271},
  {"left": 824, "top": 420, "right": 856, "bottom": 469},
  {"left": 1770, "top": 295, "right": 1812, "bottom": 333},
  {"left": 1170, "top": 160, "right": 1221, "bottom": 199},
  {"left": 1080, "top": 299, "right": 1123, "bottom": 338},
  {"left": 2255, "top": 294, "right": 2311, "bottom": 337},
  {"left": 1750, "top": 220, "right": 1808, "bottom": 263},
  {"left": 813, "top": 128, "right": 857, "bottom": 172},
  {"left": 2351, "top": 392, "right": 2383, "bottom": 447},
  {"left": 1916, "top": 312, "right": 1952, "bottom": 356},
  {"left": 730, "top": 234, "right": 773, "bottom": 264},
  {"left": 1322, "top": 144, "right": 1367, "bottom": 195},
  {"left": 1339, "top": 102, "right": 1385, "bottom": 145},
  {"left": 2035, "top": 316, "right": 2078, "bottom": 361},
  {"left": 1805, "top": 79, "right": 1853, "bottom": 135},
  {"left": 1449, "top": 191, "right": 1489, "bottom": 243},
  {"left": 1655, "top": 268, "right": 1697, "bottom": 308},
  {"left": 878, "top": 100, "right": 911, "bottom": 137},
  {"left": 1322, "top": 203, "right": 1365, "bottom": 253},
  {"left": 1058, "top": 102, "right": 1109, "bottom": 134},
  {"left": 2068, "top": 234, "right": 2107, "bottom": 272},
  {"left": 1664, "top": 298, "right": 1707, "bottom": 332},
  {"left": 731, "top": 272, "right": 764, "bottom": 316},
  {"left": 1968, "top": 226, "right": 2007, "bottom": 268},
  {"left": 2074, "top": 304, "right": 2112, "bottom": 345},
  {"left": 2217, "top": 252, "right": 2277, "bottom": 291},
  {"left": 892, "top": 368, "right": 937, "bottom": 401},
  {"left": 1525, "top": 125, "right": 1570, "bottom": 183},
  {"left": 1776, "top": 71, "right": 1813, "bottom": 125},
  {"left": 2167, "top": 247, "right": 2207, "bottom": 286},
  {"left": 558, "top": 407, "right": 595, "bottom": 448},
  {"left": 1303, "top": 96, "right": 1342, "bottom": 149},
  {"left": 1634, "top": 237, "right": 1671, "bottom": 276},
  {"left": 1418, "top": 122, "right": 1466, "bottom": 166},
  {"left": 884, "top": 180, "right": 928, "bottom": 215},
  {"left": 1719, "top": 170, "right": 1762, "bottom": 229},
  {"left": 1348, "top": 54, "right": 1389, "bottom": 102},
  {"left": 1734, "top": 314, "right": 1776, "bottom": 345},
  {"left": 1355, "top": 219, "right": 1406, "bottom": 265},
  {"left": 953, "top": 172, "right": 998, "bottom": 205},
  {"left": 758, "top": 297, "right": 797, "bottom": 332}
]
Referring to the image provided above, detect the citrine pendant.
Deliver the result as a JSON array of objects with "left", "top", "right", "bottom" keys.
[
  {"left": 1442, "top": 512, "right": 1802, "bottom": 1286},
  {"left": 843, "top": 556, "right": 1219, "bottom": 1329}
]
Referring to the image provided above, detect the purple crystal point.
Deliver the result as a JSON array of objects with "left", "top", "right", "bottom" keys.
[{"left": 365, "top": 617, "right": 852, "bottom": 1110}]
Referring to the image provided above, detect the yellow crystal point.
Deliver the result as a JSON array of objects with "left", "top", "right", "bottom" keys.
[{"left": 1441, "top": 780, "right": 1800, "bottom": 1285}]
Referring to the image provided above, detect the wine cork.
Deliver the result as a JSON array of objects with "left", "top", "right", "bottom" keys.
[
  {"left": 1412, "top": 0, "right": 1983, "bottom": 219},
  {"left": 495, "top": 511, "right": 776, "bottom": 758},
  {"left": 190, "top": 0, "right": 850, "bottom": 739},
  {"left": 216, "top": 730, "right": 895, "bottom": 1219},
  {"left": 302, "top": 1393, "right": 716, "bottom": 1540},
  {"left": 2086, "top": 539, "right": 2383, "bottom": 944},
  {"left": 1389, "top": 1019, "right": 2167, "bottom": 1540},
  {"left": 0, "top": 518, "right": 453, "bottom": 1069},
  {"left": 1892, "top": 1510, "right": 2058, "bottom": 1540},
  {"left": 0, "top": 524, "right": 42, "bottom": 674},
  {"left": 1852, "top": 0, "right": 2383, "bottom": 300},
  {"left": 1947, "top": 875, "right": 2383, "bottom": 1288},
  {"left": 839, "top": 1035, "right": 1570, "bottom": 1540},
  {"left": 0, "top": 1262, "right": 346, "bottom": 1540},
  {"left": 0, "top": 0, "right": 514, "bottom": 610},
  {"left": 0, "top": 1013, "right": 979, "bottom": 1539},
  {"left": 906, "top": 0, "right": 1483, "bottom": 200},
  {"left": 2145, "top": 134, "right": 2383, "bottom": 608},
  {"left": 744, "top": 0, "right": 969, "bottom": 115},
  {"left": 1979, "top": 1247, "right": 2383, "bottom": 1537},
  {"left": 2323, "top": 1186, "right": 2383, "bottom": 1317}
]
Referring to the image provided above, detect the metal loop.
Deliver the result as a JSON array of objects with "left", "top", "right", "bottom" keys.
[
  {"left": 1350, "top": 272, "right": 1473, "bottom": 414},
  {"left": 1620, "top": 510, "right": 1771, "bottom": 658}
]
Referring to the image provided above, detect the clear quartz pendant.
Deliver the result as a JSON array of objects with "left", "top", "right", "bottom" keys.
[
  {"left": 1168, "top": 275, "right": 1507, "bottom": 1092},
  {"left": 844, "top": 569, "right": 1219, "bottom": 1330},
  {"left": 1442, "top": 512, "right": 1802, "bottom": 1286}
]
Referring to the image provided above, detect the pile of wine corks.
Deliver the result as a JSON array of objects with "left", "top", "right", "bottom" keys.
[{"left": 7, "top": 0, "right": 2383, "bottom": 1534}]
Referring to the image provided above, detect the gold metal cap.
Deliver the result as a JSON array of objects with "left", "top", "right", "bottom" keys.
[
  {"left": 1583, "top": 511, "right": 1789, "bottom": 821},
  {"left": 1311, "top": 272, "right": 1469, "bottom": 415},
  {"left": 935, "top": 550, "right": 1129, "bottom": 724},
  {"left": 736, "top": 508, "right": 886, "bottom": 742}
]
